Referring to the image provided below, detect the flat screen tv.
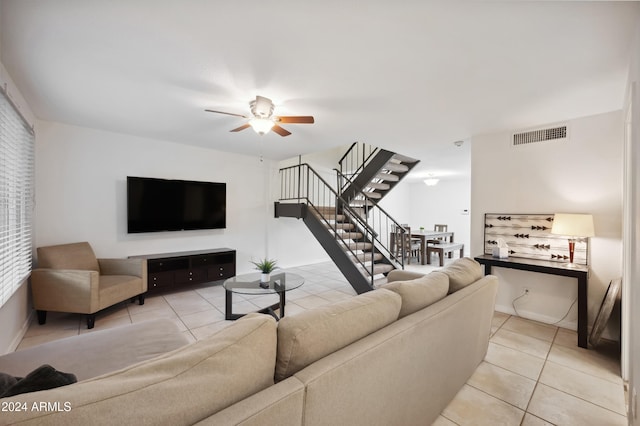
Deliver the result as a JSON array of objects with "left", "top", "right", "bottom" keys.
[{"left": 127, "top": 176, "right": 226, "bottom": 233}]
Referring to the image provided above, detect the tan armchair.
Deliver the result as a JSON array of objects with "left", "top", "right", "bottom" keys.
[{"left": 31, "top": 242, "right": 147, "bottom": 329}]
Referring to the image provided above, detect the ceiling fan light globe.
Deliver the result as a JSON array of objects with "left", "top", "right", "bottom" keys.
[{"left": 249, "top": 118, "right": 274, "bottom": 135}]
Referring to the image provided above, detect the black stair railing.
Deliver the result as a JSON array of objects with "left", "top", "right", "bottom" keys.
[
  {"left": 338, "top": 142, "right": 378, "bottom": 193},
  {"left": 279, "top": 163, "right": 406, "bottom": 285},
  {"left": 333, "top": 168, "right": 407, "bottom": 268},
  {"left": 280, "top": 163, "right": 405, "bottom": 276}
]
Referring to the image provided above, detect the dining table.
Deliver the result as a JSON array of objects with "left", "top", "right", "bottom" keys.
[{"left": 410, "top": 230, "right": 455, "bottom": 265}]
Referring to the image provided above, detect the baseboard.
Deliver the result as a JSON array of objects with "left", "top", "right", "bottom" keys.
[
  {"left": 495, "top": 304, "right": 577, "bottom": 331},
  {"left": 7, "top": 309, "right": 33, "bottom": 353}
]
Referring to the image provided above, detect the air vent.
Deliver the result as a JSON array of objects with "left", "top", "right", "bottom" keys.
[{"left": 512, "top": 125, "right": 568, "bottom": 146}]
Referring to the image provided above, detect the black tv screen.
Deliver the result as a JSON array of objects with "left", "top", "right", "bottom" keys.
[{"left": 127, "top": 176, "right": 226, "bottom": 233}]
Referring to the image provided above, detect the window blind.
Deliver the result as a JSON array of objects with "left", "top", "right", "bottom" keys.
[{"left": 0, "top": 89, "right": 35, "bottom": 308}]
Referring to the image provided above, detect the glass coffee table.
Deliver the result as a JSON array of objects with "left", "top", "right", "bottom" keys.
[{"left": 223, "top": 271, "right": 304, "bottom": 320}]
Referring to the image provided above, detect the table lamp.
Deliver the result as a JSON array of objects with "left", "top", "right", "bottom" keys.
[{"left": 550, "top": 213, "right": 594, "bottom": 267}]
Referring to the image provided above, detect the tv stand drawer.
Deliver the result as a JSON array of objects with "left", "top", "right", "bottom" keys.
[
  {"left": 208, "top": 263, "right": 235, "bottom": 280},
  {"left": 149, "top": 271, "right": 174, "bottom": 289},
  {"left": 175, "top": 269, "right": 206, "bottom": 284},
  {"left": 148, "top": 258, "right": 189, "bottom": 273}
]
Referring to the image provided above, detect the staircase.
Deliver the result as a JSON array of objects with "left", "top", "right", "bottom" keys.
[
  {"left": 338, "top": 142, "right": 420, "bottom": 207},
  {"left": 276, "top": 143, "right": 419, "bottom": 293}
]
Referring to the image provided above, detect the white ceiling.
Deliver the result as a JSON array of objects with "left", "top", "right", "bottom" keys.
[{"left": 1, "top": 1, "right": 638, "bottom": 180}]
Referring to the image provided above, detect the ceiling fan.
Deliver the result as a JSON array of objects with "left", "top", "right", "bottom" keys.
[{"left": 205, "top": 95, "right": 314, "bottom": 137}]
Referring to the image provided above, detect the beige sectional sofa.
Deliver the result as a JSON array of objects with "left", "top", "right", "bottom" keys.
[{"left": 0, "top": 258, "right": 498, "bottom": 426}]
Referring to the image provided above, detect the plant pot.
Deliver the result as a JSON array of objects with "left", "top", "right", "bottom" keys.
[{"left": 260, "top": 272, "right": 271, "bottom": 283}]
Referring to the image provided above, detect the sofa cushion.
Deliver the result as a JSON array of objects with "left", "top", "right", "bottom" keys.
[
  {"left": 98, "top": 275, "right": 144, "bottom": 308},
  {"left": 381, "top": 271, "right": 449, "bottom": 318},
  {"left": 1, "top": 314, "right": 277, "bottom": 426},
  {"left": 37, "top": 242, "right": 100, "bottom": 272},
  {"left": 275, "top": 288, "right": 401, "bottom": 382},
  {"left": 441, "top": 257, "right": 483, "bottom": 293}
]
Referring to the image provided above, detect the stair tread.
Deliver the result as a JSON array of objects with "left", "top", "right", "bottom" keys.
[
  {"left": 366, "top": 182, "right": 390, "bottom": 190},
  {"left": 344, "top": 242, "right": 373, "bottom": 251},
  {"left": 383, "top": 162, "right": 409, "bottom": 173},
  {"left": 326, "top": 223, "right": 354, "bottom": 230},
  {"left": 364, "top": 192, "right": 382, "bottom": 199},
  {"left": 375, "top": 173, "right": 400, "bottom": 182},
  {"left": 336, "top": 232, "right": 363, "bottom": 240},
  {"left": 350, "top": 252, "right": 384, "bottom": 263},
  {"left": 350, "top": 199, "right": 374, "bottom": 206},
  {"left": 358, "top": 263, "right": 395, "bottom": 276},
  {"left": 392, "top": 153, "right": 420, "bottom": 163},
  {"left": 323, "top": 222, "right": 362, "bottom": 233},
  {"left": 312, "top": 211, "right": 346, "bottom": 221},
  {"left": 314, "top": 206, "right": 338, "bottom": 211}
]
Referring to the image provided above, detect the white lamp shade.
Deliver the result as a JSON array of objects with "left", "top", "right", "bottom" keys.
[
  {"left": 551, "top": 213, "right": 595, "bottom": 237},
  {"left": 249, "top": 118, "right": 274, "bottom": 135}
]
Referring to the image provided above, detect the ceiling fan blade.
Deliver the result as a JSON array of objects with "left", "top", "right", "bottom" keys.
[
  {"left": 230, "top": 123, "right": 251, "bottom": 132},
  {"left": 272, "top": 124, "right": 292, "bottom": 137},
  {"left": 274, "top": 116, "right": 315, "bottom": 124},
  {"left": 205, "top": 109, "right": 248, "bottom": 119}
]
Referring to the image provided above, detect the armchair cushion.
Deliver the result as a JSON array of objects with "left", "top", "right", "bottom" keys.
[
  {"left": 99, "top": 275, "right": 145, "bottom": 309},
  {"left": 37, "top": 242, "right": 100, "bottom": 272}
]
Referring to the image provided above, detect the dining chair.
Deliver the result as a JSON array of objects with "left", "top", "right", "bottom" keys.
[
  {"left": 401, "top": 224, "right": 422, "bottom": 244},
  {"left": 393, "top": 225, "right": 421, "bottom": 264},
  {"left": 434, "top": 224, "right": 448, "bottom": 233}
]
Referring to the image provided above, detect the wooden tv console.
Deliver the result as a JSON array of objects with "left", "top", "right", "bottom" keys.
[{"left": 130, "top": 248, "right": 236, "bottom": 291}]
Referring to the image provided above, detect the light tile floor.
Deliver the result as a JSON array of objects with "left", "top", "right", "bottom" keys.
[{"left": 16, "top": 260, "right": 626, "bottom": 425}]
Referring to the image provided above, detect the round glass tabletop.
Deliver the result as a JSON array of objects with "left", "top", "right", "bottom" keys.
[{"left": 223, "top": 271, "right": 304, "bottom": 295}]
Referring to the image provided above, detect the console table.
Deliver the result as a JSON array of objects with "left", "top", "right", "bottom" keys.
[
  {"left": 130, "top": 248, "right": 236, "bottom": 291},
  {"left": 474, "top": 254, "right": 589, "bottom": 349}
]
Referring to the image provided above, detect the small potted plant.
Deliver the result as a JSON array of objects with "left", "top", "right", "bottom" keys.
[{"left": 250, "top": 258, "right": 278, "bottom": 287}]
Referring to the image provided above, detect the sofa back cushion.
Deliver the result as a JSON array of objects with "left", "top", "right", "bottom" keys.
[
  {"left": 1, "top": 314, "right": 277, "bottom": 426},
  {"left": 37, "top": 242, "right": 100, "bottom": 272},
  {"left": 275, "top": 288, "right": 401, "bottom": 382},
  {"left": 441, "top": 257, "right": 483, "bottom": 293},
  {"left": 381, "top": 271, "right": 449, "bottom": 318}
]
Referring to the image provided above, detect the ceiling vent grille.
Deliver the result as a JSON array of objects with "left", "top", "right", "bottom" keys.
[{"left": 512, "top": 125, "right": 568, "bottom": 146}]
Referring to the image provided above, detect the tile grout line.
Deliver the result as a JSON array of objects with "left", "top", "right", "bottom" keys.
[{"left": 518, "top": 326, "right": 559, "bottom": 423}]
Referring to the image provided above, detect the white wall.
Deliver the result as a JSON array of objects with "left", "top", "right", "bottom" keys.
[
  {"left": 278, "top": 144, "right": 350, "bottom": 191},
  {"left": 271, "top": 143, "right": 362, "bottom": 267},
  {"left": 624, "top": 15, "right": 640, "bottom": 425},
  {"left": 34, "top": 121, "right": 317, "bottom": 275},
  {"left": 0, "top": 117, "right": 336, "bottom": 351},
  {"left": 405, "top": 177, "right": 471, "bottom": 252},
  {"left": 378, "top": 180, "right": 411, "bottom": 225},
  {"left": 471, "top": 111, "right": 623, "bottom": 336}
]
